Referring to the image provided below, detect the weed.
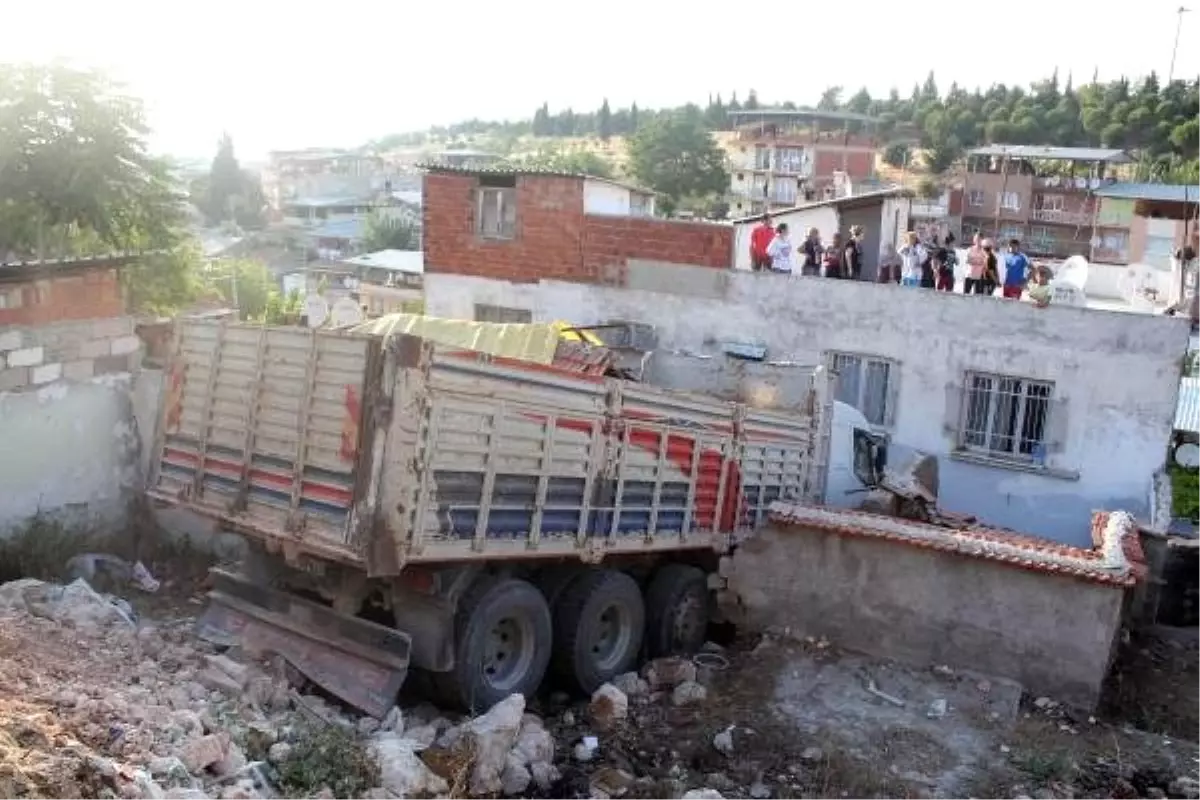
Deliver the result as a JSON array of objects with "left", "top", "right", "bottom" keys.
[
  {"left": 1013, "top": 749, "right": 1075, "bottom": 784},
  {"left": 276, "top": 723, "right": 379, "bottom": 799},
  {"left": 0, "top": 512, "right": 109, "bottom": 583}
]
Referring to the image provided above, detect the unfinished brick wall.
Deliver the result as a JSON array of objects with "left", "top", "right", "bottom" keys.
[
  {"left": 813, "top": 149, "right": 875, "bottom": 180},
  {"left": 582, "top": 216, "right": 733, "bottom": 286},
  {"left": 0, "top": 317, "right": 141, "bottom": 391},
  {"left": 423, "top": 172, "right": 587, "bottom": 283},
  {"left": 423, "top": 171, "right": 734, "bottom": 287},
  {"left": 0, "top": 267, "right": 124, "bottom": 327}
]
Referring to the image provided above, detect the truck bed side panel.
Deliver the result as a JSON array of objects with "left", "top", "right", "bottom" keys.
[{"left": 152, "top": 320, "right": 377, "bottom": 563}]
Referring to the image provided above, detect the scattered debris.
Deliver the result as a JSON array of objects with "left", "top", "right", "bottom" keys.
[
  {"left": 864, "top": 678, "right": 906, "bottom": 707},
  {"left": 926, "top": 698, "right": 948, "bottom": 719}
]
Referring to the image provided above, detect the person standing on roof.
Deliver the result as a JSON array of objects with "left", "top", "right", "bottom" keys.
[
  {"left": 1002, "top": 239, "right": 1030, "bottom": 299},
  {"left": 799, "top": 227, "right": 823, "bottom": 277},
  {"left": 844, "top": 225, "right": 865, "bottom": 280},
  {"left": 750, "top": 214, "right": 774, "bottom": 272},
  {"left": 766, "top": 223, "right": 795, "bottom": 273},
  {"left": 964, "top": 233, "right": 987, "bottom": 295},
  {"left": 898, "top": 232, "right": 926, "bottom": 287}
]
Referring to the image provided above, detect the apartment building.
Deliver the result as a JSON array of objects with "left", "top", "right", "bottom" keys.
[
  {"left": 1092, "top": 182, "right": 1199, "bottom": 267},
  {"left": 262, "top": 149, "right": 394, "bottom": 210},
  {"left": 960, "top": 145, "right": 1130, "bottom": 259},
  {"left": 724, "top": 109, "right": 879, "bottom": 217}
]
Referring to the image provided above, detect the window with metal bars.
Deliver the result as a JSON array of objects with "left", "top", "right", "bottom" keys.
[
  {"left": 960, "top": 372, "right": 1053, "bottom": 460},
  {"left": 828, "top": 352, "right": 893, "bottom": 427}
]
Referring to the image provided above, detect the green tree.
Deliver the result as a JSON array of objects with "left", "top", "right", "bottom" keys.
[
  {"left": 597, "top": 98, "right": 613, "bottom": 141},
  {"left": 195, "top": 135, "right": 267, "bottom": 229},
  {"left": 627, "top": 111, "right": 728, "bottom": 215},
  {"left": 883, "top": 143, "right": 911, "bottom": 168},
  {"left": 0, "top": 63, "right": 186, "bottom": 260},
  {"left": 205, "top": 258, "right": 275, "bottom": 321},
  {"left": 0, "top": 63, "right": 202, "bottom": 313},
  {"left": 362, "top": 211, "right": 420, "bottom": 251}
]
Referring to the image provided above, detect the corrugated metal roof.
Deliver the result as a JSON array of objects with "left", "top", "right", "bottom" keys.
[
  {"left": 728, "top": 186, "right": 914, "bottom": 224},
  {"left": 306, "top": 217, "right": 366, "bottom": 241},
  {"left": 341, "top": 249, "right": 423, "bottom": 274},
  {"left": 968, "top": 145, "right": 1132, "bottom": 163},
  {"left": 1176, "top": 376, "right": 1200, "bottom": 434},
  {"left": 418, "top": 163, "right": 655, "bottom": 195},
  {"left": 1094, "top": 182, "right": 1199, "bottom": 203}
]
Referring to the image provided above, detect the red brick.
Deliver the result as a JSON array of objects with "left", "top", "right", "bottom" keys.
[
  {"left": 424, "top": 172, "right": 734, "bottom": 287},
  {"left": 0, "top": 267, "right": 124, "bottom": 326}
]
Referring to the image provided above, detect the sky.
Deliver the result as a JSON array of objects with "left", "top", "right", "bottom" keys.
[{"left": 6, "top": 0, "right": 1199, "bottom": 162}]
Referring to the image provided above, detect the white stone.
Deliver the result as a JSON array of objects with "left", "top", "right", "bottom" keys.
[
  {"left": 712, "top": 727, "right": 734, "bottom": 755},
  {"left": 371, "top": 733, "right": 449, "bottom": 797},
  {"left": 531, "top": 761, "right": 561, "bottom": 791},
  {"left": 512, "top": 717, "right": 555, "bottom": 767},
  {"left": 611, "top": 671, "right": 650, "bottom": 698},
  {"left": 381, "top": 705, "right": 403, "bottom": 735},
  {"left": 7, "top": 346, "right": 43, "bottom": 367},
  {"left": 30, "top": 361, "right": 62, "bottom": 384},
  {"left": 500, "top": 753, "right": 532, "bottom": 796},
  {"left": 683, "top": 791, "right": 725, "bottom": 799},
  {"left": 463, "top": 693, "right": 525, "bottom": 795},
  {"left": 401, "top": 724, "right": 437, "bottom": 750},
  {"left": 267, "top": 742, "right": 292, "bottom": 764},
  {"left": 589, "top": 683, "right": 629, "bottom": 730},
  {"left": 644, "top": 656, "right": 698, "bottom": 688},
  {"left": 110, "top": 335, "right": 142, "bottom": 355},
  {"left": 0, "top": 330, "right": 22, "bottom": 352},
  {"left": 671, "top": 680, "right": 708, "bottom": 706},
  {"left": 179, "top": 733, "right": 229, "bottom": 773}
]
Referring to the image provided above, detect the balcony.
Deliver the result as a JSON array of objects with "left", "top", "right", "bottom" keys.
[
  {"left": 1034, "top": 176, "right": 1117, "bottom": 191},
  {"left": 1030, "top": 209, "right": 1091, "bottom": 226},
  {"left": 910, "top": 202, "right": 949, "bottom": 218}
]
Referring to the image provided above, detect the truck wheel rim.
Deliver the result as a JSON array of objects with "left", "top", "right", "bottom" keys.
[
  {"left": 591, "top": 604, "right": 632, "bottom": 672},
  {"left": 484, "top": 615, "right": 535, "bottom": 692},
  {"left": 671, "top": 592, "right": 702, "bottom": 649}
]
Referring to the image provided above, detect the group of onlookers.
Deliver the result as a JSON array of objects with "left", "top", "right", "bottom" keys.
[
  {"left": 749, "top": 215, "right": 1048, "bottom": 304},
  {"left": 750, "top": 217, "right": 866, "bottom": 279}
]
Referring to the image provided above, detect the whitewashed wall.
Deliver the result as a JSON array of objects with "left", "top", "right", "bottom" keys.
[{"left": 426, "top": 269, "right": 1190, "bottom": 545}]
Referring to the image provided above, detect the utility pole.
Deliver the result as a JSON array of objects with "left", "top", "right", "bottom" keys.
[{"left": 1169, "top": 6, "right": 1190, "bottom": 84}]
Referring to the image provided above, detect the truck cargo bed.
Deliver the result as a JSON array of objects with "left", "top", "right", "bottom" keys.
[{"left": 149, "top": 319, "right": 832, "bottom": 573}]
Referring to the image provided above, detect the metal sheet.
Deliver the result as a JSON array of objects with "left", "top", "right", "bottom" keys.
[
  {"left": 196, "top": 569, "right": 410, "bottom": 718},
  {"left": 1176, "top": 376, "right": 1200, "bottom": 435}
]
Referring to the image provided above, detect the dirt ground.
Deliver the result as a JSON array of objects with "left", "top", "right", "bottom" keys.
[
  {"left": 534, "top": 631, "right": 1200, "bottom": 799},
  {"left": 0, "top": 564, "right": 1195, "bottom": 800}
]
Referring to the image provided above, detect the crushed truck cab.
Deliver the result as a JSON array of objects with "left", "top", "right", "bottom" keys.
[{"left": 148, "top": 316, "right": 834, "bottom": 713}]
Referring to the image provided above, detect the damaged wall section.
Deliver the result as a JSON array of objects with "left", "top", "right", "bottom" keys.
[
  {"left": 723, "top": 504, "right": 1145, "bottom": 710},
  {"left": 0, "top": 317, "right": 157, "bottom": 535}
]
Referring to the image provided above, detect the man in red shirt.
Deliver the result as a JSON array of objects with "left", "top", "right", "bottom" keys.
[{"left": 750, "top": 215, "right": 774, "bottom": 271}]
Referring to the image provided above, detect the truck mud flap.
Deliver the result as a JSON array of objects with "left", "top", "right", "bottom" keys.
[{"left": 196, "top": 568, "right": 411, "bottom": 719}]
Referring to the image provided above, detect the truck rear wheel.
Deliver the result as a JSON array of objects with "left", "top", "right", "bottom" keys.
[
  {"left": 435, "top": 576, "right": 552, "bottom": 713},
  {"left": 643, "top": 564, "right": 709, "bottom": 658},
  {"left": 552, "top": 569, "right": 645, "bottom": 693}
]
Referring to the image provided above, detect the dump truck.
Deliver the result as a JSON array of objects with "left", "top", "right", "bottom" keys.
[{"left": 147, "top": 316, "right": 835, "bottom": 715}]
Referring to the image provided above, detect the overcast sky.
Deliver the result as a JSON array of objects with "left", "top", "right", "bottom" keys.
[{"left": 7, "top": 0, "right": 1199, "bottom": 161}]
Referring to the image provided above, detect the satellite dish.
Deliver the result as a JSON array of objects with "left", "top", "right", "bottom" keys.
[
  {"left": 330, "top": 296, "right": 365, "bottom": 328},
  {"left": 1175, "top": 442, "right": 1200, "bottom": 469},
  {"left": 305, "top": 295, "right": 330, "bottom": 328},
  {"left": 1118, "top": 263, "right": 1163, "bottom": 310},
  {"left": 1056, "top": 255, "right": 1089, "bottom": 292}
]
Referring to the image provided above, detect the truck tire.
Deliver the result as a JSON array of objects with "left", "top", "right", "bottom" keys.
[
  {"left": 552, "top": 569, "right": 645, "bottom": 693},
  {"left": 435, "top": 576, "right": 552, "bottom": 713},
  {"left": 643, "top": 564, "right": 709, "bottom": 658}
]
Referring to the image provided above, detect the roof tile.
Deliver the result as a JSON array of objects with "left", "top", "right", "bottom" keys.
[{"left": 766, "top": 503, "right": 1143, "bottom": 587}]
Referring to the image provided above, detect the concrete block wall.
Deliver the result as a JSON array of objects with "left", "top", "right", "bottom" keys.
[
  {"left": 0, "top": 317, "right": 141, "bottom": 392},
  {"left": 724, "top": 508, "right": 1133, "bottom": 710}
]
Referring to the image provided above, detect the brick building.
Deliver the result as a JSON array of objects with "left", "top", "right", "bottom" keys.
[
  {"left": 421, "top": 165, "right": 733, "bottom": 316},
  {"left": 960, "top": 145, "right": 1131, "bottom": 260},
  {"left": 723, "top": 109, "right": 880, "bottom": 216},
  {"left": 0, "top": 255, "right": 142, "bottom": 391}
]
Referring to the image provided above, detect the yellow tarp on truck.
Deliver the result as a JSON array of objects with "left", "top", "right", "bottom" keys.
[{"left": 348, "top": 313, "right": 604, "bottom": 366}]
